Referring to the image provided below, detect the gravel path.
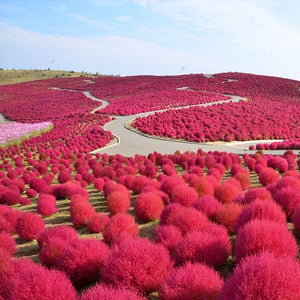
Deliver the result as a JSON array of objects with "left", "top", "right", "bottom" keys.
[
  {"left": 84, "top": 91, "right": 285, "bottom": 156},
  {"left": 0, "top": 113, "right": 12, "bottom": 124},
  {"left": 47, "top": 87, "right": 290, "bottom": 156}
]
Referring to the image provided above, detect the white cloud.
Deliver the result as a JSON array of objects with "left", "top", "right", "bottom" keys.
[
  {"left": 114, "top": 16, "right": 131, "bottom": 22},
  {"left": 66, "top": 13, "right": 111, "bottom": 31},
  {"left": 0, "top": 22, "right": 216, "bottom": 75},
  {"left": 90, "top": 0, "right": 115, "bottom": 6},
  {"left": 0, "top": 3, "right": 25, "bottom": 14},
  {"left": 133, "top": 0, "right": 300, "bottom": 56}
]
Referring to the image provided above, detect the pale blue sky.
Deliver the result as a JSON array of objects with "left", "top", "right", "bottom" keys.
[{"left": 1, "top": 0, "right": 300, "bottom": 79}]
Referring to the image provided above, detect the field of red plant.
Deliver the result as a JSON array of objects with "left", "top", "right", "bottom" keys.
[{"left": 0, "top": 72, "right": 300, "bottom": 299}]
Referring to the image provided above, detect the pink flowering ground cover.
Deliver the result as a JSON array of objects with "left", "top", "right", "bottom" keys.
[{"left": 0, "top": 122, "right": 52, "bottom": 145}]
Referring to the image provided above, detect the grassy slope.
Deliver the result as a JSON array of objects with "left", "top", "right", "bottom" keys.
[{"left": 0, "top": 69, "right": 94, "bottom": 85}]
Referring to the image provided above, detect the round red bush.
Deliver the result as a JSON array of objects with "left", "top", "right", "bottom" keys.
[
  {"left": 191, "top": 176, "right": 215, "bottom": 197},
  {"left": 0, "top": 189, "right": 21, "bottom": 205},
  {"left": 134, "top": 192, "right": 164, "bottom": 222},
  {"left": 37, "top": 194, "right": 58, "bottom": 216},
  {"left": 240, "top": 187, "right": 272, "bottom": 204},
  {"left": 70, "top": 202, "right": 95, "bottom": 228},
  {"left": 131, "top": 175, "right": 151, "bottom": 194},
  {"left": 94, "top": 178, "right": 105, "bottom": 191},
  {"left": 101, "top": 235, "right": 172, "bottom": 294},
  {"left": 80, "top": 284, "right": 146, "bottom": 300},
  {"left": 160, "top": 175, "right": 185, "bottom": 196},
  {"left": 103, "top": 213, "right": 139, "bottom": 245},
  {"left": 234, "top": 199, "right": 286, "bottom": 232},
  {"left": 26, "top": 188, "right": 38, "bottom": 198},
  {"left": 275, "top": 175, "right": 300, "bottom": 191},
  {"left": 39, "top": 237, "right": 70, "bottom": 268},
  {"left": 106, "top": 191, "right": 130, "bottom": 215},
  {"left": 29, "top": 177, "right": 48, "bottom": 193},
  {"left": 234, "top": 172, "right": 251, "bottom": 190},
  {"left": 37, "top": 225, "right": 78, "bottom": 248},
  {"left": 219, "top": 252, "right": 300, "bottom": 300},
  {"left": 273, "top": 187, "right": 300, "bottom": 217},
  {"left": 16, "top": 212, "right": 45, "bottom": 241},
  {"left": 214, "top": 182, "right": 242, "bottom": 204},
  {"left": 159, "top": 203, "right": 183, "bottom": 225},
  {"left": 155, "top": 225, "right": 182, "bottom": 252},
  {"left": 159, "top": 262, "right": 223, "bottom": 300},
  {"left": 168, "top": 206, "right": 210, "bottom": 235},
  {"left": 57, "top": 238, "right": 110, "bottom": 286},
  {"left": 215, "top": 203, "right": 242, "bottom": 232},
  {"left": 6, "top": 263, "right": 77, "bottom": 300},
  {"left": 174, "top": 224, "right": 231, "bottom": 267},
  {"left": 170, "top": 184, "right": 198, "bottom": 206},
  {"left": 234, "top": 219, "right": 298, "bottom": 262},
  {"left": 87, "top": 213, "right": 110, "bottom": 233},
  {"left": 0, "top": 232, "right": 17, "bottom": 255},
  {"left": 58, "top": 170, "right": 73, "bottom": 184},
  {"left": 259, "top": 167, "right": 280, "bottom": 186},
  {"left": 192, "top": 195, "right": 222, "bottom": 218}
]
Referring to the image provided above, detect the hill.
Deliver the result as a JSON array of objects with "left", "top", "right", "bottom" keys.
[{"left": 0, "top": 69, "right": 93, "bottom": 85}]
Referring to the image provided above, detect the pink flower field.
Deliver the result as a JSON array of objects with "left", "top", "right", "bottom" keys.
[{"left": 0, "top": 122, "right": 52, "bottom": 145}]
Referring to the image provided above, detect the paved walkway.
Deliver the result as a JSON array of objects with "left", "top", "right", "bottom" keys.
[
  {"left": 0, "top": 113, "right": 12, "bottom": 124},
  {"left": 83, "top": 91, "right": 287, "bottom": 156}
]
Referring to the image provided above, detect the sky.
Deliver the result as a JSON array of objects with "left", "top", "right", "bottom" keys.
[{"left": 1, "top": 0, "right": 300, "bottom": 80}]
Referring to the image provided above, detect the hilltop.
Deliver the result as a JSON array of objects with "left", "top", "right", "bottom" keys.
[{"left": 0, "top": 69, "right": 94, "bottom": 85}]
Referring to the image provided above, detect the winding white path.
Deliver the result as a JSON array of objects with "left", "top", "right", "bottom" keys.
[{"left": 82, "top": 91, "right": 286, "bottom": 156}]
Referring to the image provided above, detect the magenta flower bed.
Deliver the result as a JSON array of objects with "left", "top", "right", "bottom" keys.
[
  {"left": 0, "top": 81, "right": 99, "bottom": 122},
  {"left": 133, "top": 97, "right": 300, "bottom": 142},
  {"left": 0, "top": 122, "right": 52, "bottom": 145}
]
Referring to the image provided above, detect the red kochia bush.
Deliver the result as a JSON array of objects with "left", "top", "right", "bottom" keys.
[
  {"left": 103, "top": 213, "right": 139, "bottom": 245},
  {"left": 167, "top": 206, "right": 210, "bottom": 235},
  {"left": 0, "top": 189, "right": 21, "bottom": 205},
  {"left": 0, "top": 232, "right": 17, "bottom": 255},
  {"left": 16, "top": 212, "right": 45, "bottom": 241},
  {"left": 6, "top": 263, "right": 77, "bottom": 300},
  {"left": 215, "top": 203, "right": 242, "bottom": 232},
  {"left": 174, "top": 224, "right": 231, "bottom": 267},
  {"left": 69, "top": 202, "right": 95, "bottom": 228},
  {"left": 37, "top": 194, "right": 58, "bottom": 216},
  {"left": 37, "top": 225, "right": 78, "bottom": 248},
  {"left": 26, "top": 188, "right": 38, "bottom": 198},
  {"left": 219, "top": 252, "right": 300, "bottom": 300},
  {"left": 234, "top": 199, "right": 286, "bottom": 232},
  {"left": 155, "top": 225, "right": 182, "bottom": 252},
  {"left": 57, "top": 238, "right": 110, "bottom": 287},
  {"left": 259, "top": 167, "right": 280, "bottom": 186},
  {"left": 240, "top": 187, "right": 272, "bottom": 204},
  {"left": 273, "top": 187, "right": 300, "bottom": 217},
  {"left": 190, "top": 176, "right": 215, "bottom": 197},
  {"left": 159, "top": 262, "right": 223, "bottom": 300},
  {"left": 234, "top": 172, "right": 251, "bottom": 190},
  {"left": 29, "top": 177, "right": 48, "bottom": 193},
  {"left": 106, "top": 191, "right": 131, "bottom": 215},
  {"left": 80, "top": 284, "right": 146, "bottom": 300},
  {"left": 87, "top": 213, "right": 110, "bottom": 233},
  {"left": 170, "top": 184, "right": 198, "bottom": 206},
  {"left": 275, "top": 175, "right": 300, "bottom": 191},
  {"left": 192, "top": 195, "right": 222, "bottom": 219},
  {"left": 134, "top": 192, "right": 164, "bottom": 221},
  {"left": 234, "top": 219, "right": 298, "bottom": 262},
  {"left": 101, "top": 235, "right": 172, "bottom": 294},
  {"left": 160, "top": 175, "right": 185, "bottom": 196},
  {"left": 39, "top": 237, "right": 70, "bottom": 268},
  {"left": 159, "top": 203, "right": 183, "bottom": 226},
  {"left": 214, "top": 182, "right": 241, "bottom": 204}
]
